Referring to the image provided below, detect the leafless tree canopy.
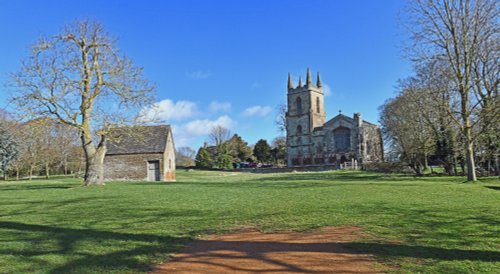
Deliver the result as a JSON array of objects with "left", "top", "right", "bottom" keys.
[
  {"left": 208, "top": 125, "right": 231, "bottom": 147},
  {"left": 275, "top": 103, "right": 287, "bottom": 135},
  {"left": 11, "top": 20, "right": 155, "bottom": 128},
  {"left": 406, "top": 0, "right": 499, "bottom": 181},
  {"left": 10, "top": 20, "right": 155, "bottom": 185}
]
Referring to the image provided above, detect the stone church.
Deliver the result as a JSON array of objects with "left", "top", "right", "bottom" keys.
[{"left": 286, "top": 69, "right": 383, "bottom": 168}]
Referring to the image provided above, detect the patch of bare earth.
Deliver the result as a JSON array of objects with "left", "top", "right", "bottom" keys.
[{"left": 151, "top": 226, "right": 387, "bottom": 274}]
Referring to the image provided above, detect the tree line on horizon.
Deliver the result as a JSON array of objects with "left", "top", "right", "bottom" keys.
[
  {"left": 0, "top": 115, "right": 84, "bottom": 180},
  {"left": 192, "top": 125, "right": 286, "bottom": 170}
]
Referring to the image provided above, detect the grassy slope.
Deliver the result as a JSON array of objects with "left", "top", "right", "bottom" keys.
[{"left": 0, "top": 170, "right": 498, "bottom": 273}]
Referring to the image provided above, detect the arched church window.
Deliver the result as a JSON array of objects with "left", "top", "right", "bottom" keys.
[
  {"left": 333, "top": 127, "right": 351, "bottom": 151},
  {"left": 316, "top": 97, "right": 320, "bottom": 113},
  {"left": 296, "top": 97, "right": 302, "bottom": 114},
  {"left": 296, "top": 125, "right": 302, "bottom": 135}
]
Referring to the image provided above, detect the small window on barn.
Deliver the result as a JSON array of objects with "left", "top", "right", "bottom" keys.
[{"left": 296, "top": 97, "right": 302, "bottom": 114}]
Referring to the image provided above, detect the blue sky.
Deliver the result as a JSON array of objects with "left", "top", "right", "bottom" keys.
[{"left": 0, "top": 0, "right": 411, "bottom": 149}]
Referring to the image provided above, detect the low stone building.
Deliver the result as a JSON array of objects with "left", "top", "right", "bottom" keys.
[
  {"left": 104, "top": 125, "right": 176, "bottom": 181},
  {"left": 286, "top": 69, "right": 383, "bottom": 168}
]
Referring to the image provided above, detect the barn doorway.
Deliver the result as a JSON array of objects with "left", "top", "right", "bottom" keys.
[{"left": 147, "top": 160, "right": 160, "bottom": 181}]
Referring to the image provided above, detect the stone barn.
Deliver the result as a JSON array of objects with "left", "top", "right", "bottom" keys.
[{"left": 104, "top": 125, "right": 176, "bottom": 181}]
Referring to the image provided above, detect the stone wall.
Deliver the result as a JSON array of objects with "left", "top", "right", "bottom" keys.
[
  {"left": 104, "top": 153, "right": 164, "bottom": 181},
  {"left": 360, "top": 124, "right": 384, "bottom": 162},
  {"left": 163, "top": 132, "right": 176, "bottom": 181}
]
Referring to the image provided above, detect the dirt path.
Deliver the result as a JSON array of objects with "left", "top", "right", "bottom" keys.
[{"left": 151, "top": 226, "right": 385, "bottom": 274}]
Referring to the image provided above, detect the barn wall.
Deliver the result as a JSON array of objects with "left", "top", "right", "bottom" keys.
[
  {"left": 104, "top": 153, "right": 164, "bottom": 181},
  {"left": 163, "top": 133, "right": 176, "bottom": 181}
]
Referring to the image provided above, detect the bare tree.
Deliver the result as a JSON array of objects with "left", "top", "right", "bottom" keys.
[
  {"left": 208, "top": 125, "right": 231, "bottom": 148},
  {"left": 52, "top": 122, "right": 81, "bottom": 175},
  {"left": 11, "top": 20, "right": 155, "bottom": 185},
  {"left": 275, "top": 103, "right": 287, "bottom": 135},
  {"left": 380, "top": 84, "right": 437, "bottom": 175},
  {"left": 0, "top": 115, "right": 19, "bottom": 180},
  {"left": 407, "top": 0, "right": 499, "bottom": 181},
  {"left": 176, "top": 147, "right": 196, "bottom": 167},
  {"left": 18, "top": 119, "right": 48, "bottom": 179}
]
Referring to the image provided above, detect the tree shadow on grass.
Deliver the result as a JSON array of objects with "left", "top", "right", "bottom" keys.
[
  {"left": 122, "top": 172, "right": 459, "bottom": 189},
  {"left": 484, "top": 186, "right": 500, "bottom": 191},
  {"left": 144, "top": 180, "right": 431, "bottom": 189},
  {"left": 0, "top": 185, "right": 75, "bottom": 191},
  {"left": 347, "top": 242, "right": 500, "bottom": 262},
  {"left": 153, "top": 238, "right": 500, "bottom": 273},
  {"left": 0, "top": 221, "right": 193, "bottom": 273}
]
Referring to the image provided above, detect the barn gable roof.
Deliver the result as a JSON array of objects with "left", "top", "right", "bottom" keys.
[{"left": 106, "top": 125, "right": 171, "bottom": 155}]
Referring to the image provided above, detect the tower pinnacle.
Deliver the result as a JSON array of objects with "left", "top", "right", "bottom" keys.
[
  {"left": 288, "top": 73, "right": 293, "bottom": 90},
  {"left": 317, "top": 72, "right": 322, "bottom": 88},
  {"left": 306, "top": 67, "right": 312, "bottom": 86},
  {"left": 298, "top": 76, "right": 303, "bottom": 88}
]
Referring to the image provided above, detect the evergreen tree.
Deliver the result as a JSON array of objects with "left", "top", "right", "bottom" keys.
[
  {"left": 195, "top": 147, "right": 213, "bottom": 168},
  {"left": 214, "top": 153, "right": 233, "bottom": 170},
  {"left": 253, "top": 139, "right": 272, "bottom": 163},
  {"left": 271, "top": 137, "right": 287, "bottom": 165},
  {"left": 227, "top": 134, "right": 252, "bottom": 162},
  {"left": 0, "top": 124, "right": 19, "bottom": 179}
]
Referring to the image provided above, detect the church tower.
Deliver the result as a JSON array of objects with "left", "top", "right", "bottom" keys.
[{"left": 286, "top": 68, "right": 327, "bottom": 166}]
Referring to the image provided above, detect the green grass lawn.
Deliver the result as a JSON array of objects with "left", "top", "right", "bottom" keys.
[{"left": 0, "top": 170, "right": 498, "bottom": 273}]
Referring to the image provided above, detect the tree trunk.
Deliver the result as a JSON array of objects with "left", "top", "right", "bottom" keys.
[
  {"left": 495, "top": 154, "right": 499, "bottom": 176},
  {"left": 453, "top": 157, "right": 458, "bottom": 176},
  {"left": 83, "top": 148, "right": 105, "bottom": 186},
  {"left": 465, "top": 141, "right": 477, "bottom": 181},
  {"left": 45, "top": 162, "right": 50, "bottom": 179},
  {"left": 487, "top": 160, "right": 491, "bottom": 176},
  {"left": 81, "top": 134, "right": 106, "bottom": 186},
  {"left": 16, "top": 167, "right": 19, "bottom": 181},
  {"left": 29, "top": 166, "right": 33, "bottom": 180}
]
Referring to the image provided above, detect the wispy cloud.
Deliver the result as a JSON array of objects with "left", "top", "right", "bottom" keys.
[
  {"left": 242, "top": 105, "right": 272, "bottom": 117},
  {"left": 209, "top": 101, "right": 231, "bottom": 113},
  {"left": 139, "top": 99, "right": 198, "bottom": 122},
  {"left": 323, "top": 84, "right": 332, "bottom": 96},
  {"left": 185, "top": 70, "right": 212, "bottom": 80}
]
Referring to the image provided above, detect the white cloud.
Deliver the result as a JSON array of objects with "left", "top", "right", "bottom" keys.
[
  {"left": 242, "top": 105, "right": 272, "bottom": 117},
  {"left": 209, "top": 101, "right": 231, "bottom": 113},
  {"left": 182, "top": 115, "right": 235, "bottom": 135},
  {"left": 139, "top": 99, "right": 197, "bottom": 122},
  {"left": 323, "top": 84, "right": 332, "bottom": 96},
  {"left": 171, "top": 125, "right": 194, "bottom": 148},
  {"left": 172, "top": 115, "right": 236, "bottom": 147},
  {"left": 186, "top": 70, "right": 212, "bottom": 80}
]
